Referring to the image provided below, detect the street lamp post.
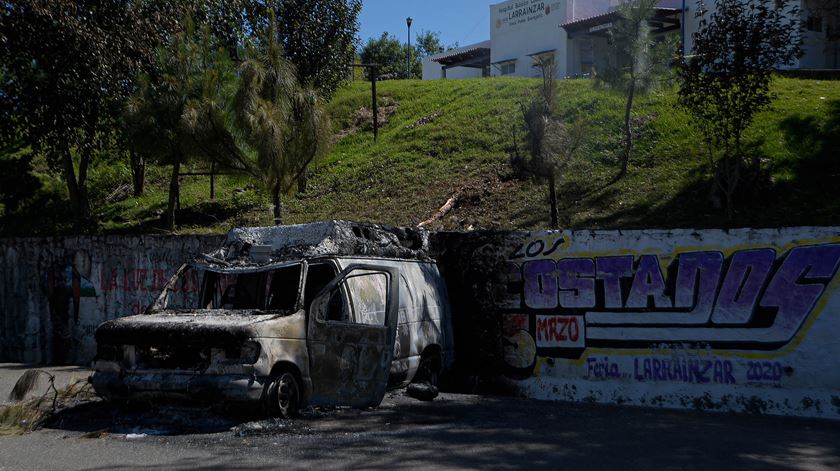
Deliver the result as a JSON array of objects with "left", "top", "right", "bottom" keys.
[{"left": 406, "top": 16, "right": 413, "bottom": 80}]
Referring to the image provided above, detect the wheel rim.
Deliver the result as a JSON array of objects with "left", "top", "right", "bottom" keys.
[
  {"left": 418, "top": 357, "right": 440, "bottom": 386},
  {"left": 277, "top": 376, "right": 294, "bottom": 412},
  {"left": 429, "top": 369, "right": 439, "bottom": 386}
]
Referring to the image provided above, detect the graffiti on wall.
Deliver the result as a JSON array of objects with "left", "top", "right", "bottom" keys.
[
  {"left": 42, "top": 251, "right": 97, "bottom": 364},
  {"left": 0, "top": 235, "right": 222, "bottom": 364},
  {"left": 501, "top": 235, "right": 840, "bottom": 376}
]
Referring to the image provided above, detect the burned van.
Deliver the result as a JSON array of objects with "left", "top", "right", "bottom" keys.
[{"left": 91, "top": 222, "right": 453, "bottom": 417}]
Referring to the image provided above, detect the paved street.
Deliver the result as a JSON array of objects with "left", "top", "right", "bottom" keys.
[{"left": 1, "top": 367, "right": 840, "bottom": 471}]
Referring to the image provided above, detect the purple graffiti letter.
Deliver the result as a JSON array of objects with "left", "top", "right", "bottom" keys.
[
  {"left": 596, "top": 256, "right": 634, "bottom": 309},
  {"left": 760, "top": 244, "right": 840, "bottom": 339},
  {"left": 711, "top": 249, "right": 775, "bottom": 325},
  {"left": 626, "top": 255, "right": 673, "bottom": 309},
  {"left": 558, "top": 258, "right": 596, "bottom": 309},
  {"left": 523, "top": 260, "right": 558, "bottom": 309},
  {"left": 674, "top": 252, "right": 724, "bottom": 318}
]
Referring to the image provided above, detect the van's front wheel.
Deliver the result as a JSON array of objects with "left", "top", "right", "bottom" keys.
[{"left": 265, "top": 372, "right": 300, "bottom": 418}]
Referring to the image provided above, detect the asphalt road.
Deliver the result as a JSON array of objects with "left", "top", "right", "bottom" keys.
[{"left": 2, "top": 385, "right": 840, "bottom": 471}]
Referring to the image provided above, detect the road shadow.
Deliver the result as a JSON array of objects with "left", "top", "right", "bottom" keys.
[
  {"left": 41, "top": 400, "right": 249, "bottom": 436},
  {"left": 68, "top": 393, "right": 840, "bottom": 471}
]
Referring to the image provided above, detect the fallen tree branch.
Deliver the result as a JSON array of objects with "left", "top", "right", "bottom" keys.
[{"left": 418, "top": 191, "right": 462, "bottom": 228}]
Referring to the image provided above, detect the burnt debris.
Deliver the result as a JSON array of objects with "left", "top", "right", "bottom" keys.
[{"left": 200, "top": 221, "right": 432, "bottom": 269}]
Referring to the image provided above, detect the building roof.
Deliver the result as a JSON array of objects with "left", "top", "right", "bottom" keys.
[
  {"left": 431, "top": 40, "right": 492, "bottom": 67},
  {"left": 561, "top": 8, "right": 682, "bottom": 37},
  {"left": 527, "top": 49, "right": 557, "bottom": 57}
]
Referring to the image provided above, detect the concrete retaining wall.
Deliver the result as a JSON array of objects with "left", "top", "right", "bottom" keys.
[
  {"left": 437, "top": 227, "right": 840, "bottom": 419},
  {"left": 3, "top": 226, "right": 840, "bottom": 419},
  {"left": 0, "top": 235, "right": 222, "bottom": 365}
]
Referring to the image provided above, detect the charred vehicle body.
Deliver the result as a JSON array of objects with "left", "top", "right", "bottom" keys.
[{"left": 92, "top": 222, "right": 454, "bottom": 417}]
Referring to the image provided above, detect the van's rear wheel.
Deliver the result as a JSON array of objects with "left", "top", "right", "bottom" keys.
[
  {"left": 265, "top": 372, "right": 300, "bottom": 419},
  {"left": 413, "top": 352, "right": 441, "bottom": 387}
]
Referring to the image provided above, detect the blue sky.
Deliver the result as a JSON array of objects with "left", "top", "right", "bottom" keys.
[{"left": 358, "top": 0, "right": 492, "bottom": 49}]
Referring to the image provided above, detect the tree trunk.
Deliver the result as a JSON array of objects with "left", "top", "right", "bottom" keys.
[
  {"left": 548, "top": 169, "right": 559, "bottom": 228},
  {"left": 166, "top": 155, "right": 181, "bottom": 231},
  {"left": 718, "top": 141, "right": 740, "bottom": 225},
  {"left": 297, "top": 171, "right": 308, "bottom": 194},
  {"left": 130, "top": 151, "right": 146, "bottom": 197},
  {"left": 272, "top": 183, "right": 283, "bottom": 225},
  {"left": 724, "top": 184, "right": 734, "bottom": 224},
  {"left": 60, "top": 146, "right": 81, "bottom": 222},
  {"left": 77, "top": 143, "right": 92, "bottom": 226},
  {"left": 60, "top": 145, "right": 91, "bottom": 228},
  {"left": 621, "top": 79, "right": 636, "bottom": 178}
]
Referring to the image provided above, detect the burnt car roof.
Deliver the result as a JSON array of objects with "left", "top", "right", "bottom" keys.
[{"left": 200, "top": 221, "right": 432, "bottom": 268}]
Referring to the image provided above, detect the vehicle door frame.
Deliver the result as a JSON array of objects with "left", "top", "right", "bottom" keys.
[{"left": 305, "top": 263, "right": 399, "bottom": 408}]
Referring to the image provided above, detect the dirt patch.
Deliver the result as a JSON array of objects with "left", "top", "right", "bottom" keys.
[
  {"left": 335, "top": 97, "right": 399, "bottom": 141},
  {"left": 420, "top": 169, "right": 521, "bottom": 231},
  {"left": 406, "top": 112, "right": 441, "bottom": 130}
]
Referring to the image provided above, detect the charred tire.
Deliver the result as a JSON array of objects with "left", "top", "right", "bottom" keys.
[
  {"left": 265, "top": 372, "right": 300, "bottom": 419},
  {"left": 413, "top": 350, "right": 442, "bottom": 387}
]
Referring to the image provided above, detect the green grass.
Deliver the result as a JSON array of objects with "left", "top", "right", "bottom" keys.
[{"left": 2, "top": 76, "right": 839, "bottom": 236}]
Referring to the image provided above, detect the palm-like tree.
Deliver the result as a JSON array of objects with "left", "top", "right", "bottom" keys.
[
  {"left": 234, "top": 10, "right": 331, "bottom": 225},
  {"left": 125, "top": 17, "right": 238, "bottom": 231}
]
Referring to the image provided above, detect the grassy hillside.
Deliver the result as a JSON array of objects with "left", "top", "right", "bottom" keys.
[{"left": 1, "top": 76, "right": 839, "bottom": 236}]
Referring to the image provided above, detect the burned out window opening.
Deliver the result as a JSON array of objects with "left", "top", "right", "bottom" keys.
[
  {"left": 312, "top": 268, "right": 389, "bottom": 326},
  {"left": 304, "top": 262, "right": 340, "bottom": 312},
  {"left": 345, "top": 272, "right": 388, "bottom": 326},
  {"left": 157, "top": 263, "right": 303, "bottom": 313},
  {"left": 208, "top": 272, "right": 266, "bottom": 310},
  {"left": 324, "top": 288, "right": 352, "bottom": 322},
  {"left": 211, "top": 264, "right": 301, "bottom": 312}
]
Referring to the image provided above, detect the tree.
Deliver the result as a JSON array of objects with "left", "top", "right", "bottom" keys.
[
  {"left": 415, "top": 30, "right": 445, "bottom": 58},
  {"left": 597, "top": 0, "right": 678, "bottom": 178},
  {"left": 125, "top": 18, "right": 239, "bottom": 231},
  {"left": 522, "top": 57, "right": 588, "bottom": 228},
  {"left": 0, "top": 0, "right": 172, "bottom": 227},
  {"left": 234, "top": 11, "right": 332, "bottom": 224},
  {"left": 256, "top": 0, "right": 362, "bottom": 99},
  {"left": 678, "top": 0, "right": 802, "bottom": 221},
  {"left": 0, "top": 153, "right": 42, "bottom": 215},
  {"left": 359, "top": 32, "right": 422, "bottom": 80}
]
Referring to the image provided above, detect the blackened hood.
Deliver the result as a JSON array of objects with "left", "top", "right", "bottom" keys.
[{"left": 95, "top": 311, "right": 280, "bottom": 348}]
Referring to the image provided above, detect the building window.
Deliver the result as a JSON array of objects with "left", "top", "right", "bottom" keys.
[
  {"left": 807, "top": 16, "right": 823, "bottom": 33},
  {"left": 500, "top": 62, "right": 516, "bottom": 75}
]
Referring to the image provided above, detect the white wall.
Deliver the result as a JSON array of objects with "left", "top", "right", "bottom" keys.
[
  {"left": 437, "top": 0, "right": 833, "bottom": 83},
  {"left": 490, "top": 0, "right": 574, "bottom": 78},
  {"left": 423, "top": 43, "right": 482, "bottom": 80},
  {"left": 423, "top": 63, "right": 484, "bottom": 80},
  {"left": 491, "top": 227, "right": 840, "bottom": 419},
  {"left": 681, "top": 0, "right": 834, "bottom": 69},
  {"left": 568, "top": 0, "right": 612, "bottom": 20}
]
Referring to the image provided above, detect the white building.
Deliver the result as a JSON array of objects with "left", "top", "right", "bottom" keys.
[
  {"left": 422, "top": 41, "right": 492, "bottom": 80},
  {"left": 422, "top": 0, "right": 838, "bottom": 80}
]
